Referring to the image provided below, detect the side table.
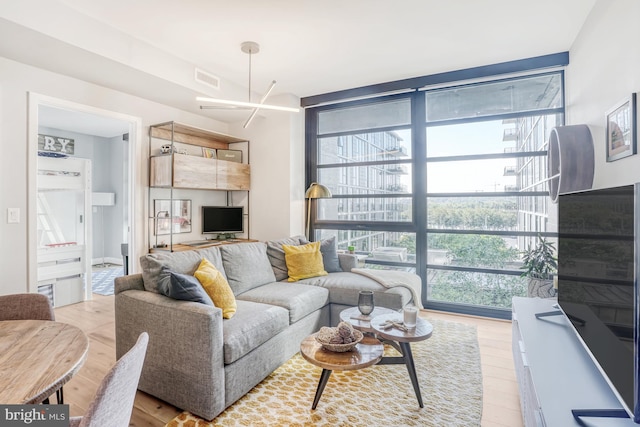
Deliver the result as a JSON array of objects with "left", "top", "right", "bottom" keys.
[
  {"left": 370, "top": 312, "right": 433, "bottom": 408},
  {"left": 300, "top": 332, "right": 384, "bottom": 409}
]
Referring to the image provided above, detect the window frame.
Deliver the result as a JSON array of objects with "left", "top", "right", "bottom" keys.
[{"left": 305, "top": 54, "right": 567, "bottom": 319}]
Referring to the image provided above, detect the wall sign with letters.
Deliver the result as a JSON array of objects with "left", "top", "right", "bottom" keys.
[{"left": 38, "top": 134, "right": 75, "bottom": 155}]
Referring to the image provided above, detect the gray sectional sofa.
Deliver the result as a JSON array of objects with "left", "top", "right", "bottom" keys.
[{"left": 114, "top": 236, "right": 417, "bottom": 420}]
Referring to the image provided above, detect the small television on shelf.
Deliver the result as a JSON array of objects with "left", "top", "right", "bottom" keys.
[
  {"left": 557, "top": 183, "right": 639, "bottom": 423},
  {"left": 202, "top": 206, "right": 243, "bottom": 236}
]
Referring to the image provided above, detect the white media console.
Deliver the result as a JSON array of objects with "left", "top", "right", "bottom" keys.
[{"left": 512, "top": 297, "right": 636, "bottom": 426}]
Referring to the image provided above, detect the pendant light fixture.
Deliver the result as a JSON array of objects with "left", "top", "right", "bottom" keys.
[{"left": 198, "top": 41, "right": 299, "bottom": 128}]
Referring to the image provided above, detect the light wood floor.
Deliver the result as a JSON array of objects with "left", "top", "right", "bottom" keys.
[{"left": 54, "top": 294, "right": 524, "bottom": 427}]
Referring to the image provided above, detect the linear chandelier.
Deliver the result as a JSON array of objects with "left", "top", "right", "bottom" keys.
[{"left": 198, "top": 41, "right": 299, "bottom": 128}]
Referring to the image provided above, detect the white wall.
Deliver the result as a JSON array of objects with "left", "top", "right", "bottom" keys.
[
  {"left": 566, "top": 0, "right": 640, "bottom": 188},
  {"left": 0, "top": 56, "right": 245, "bottom": 295},
  {"left": 229, "top": 94, "right": 305, "bottom": 241}
]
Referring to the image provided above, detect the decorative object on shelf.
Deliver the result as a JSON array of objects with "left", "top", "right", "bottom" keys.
[
  {"left": 92, "top": 192, "right": 115, "bottom": 268},
  {"left": 520, "top": 235, "right": 557, "bottom": 298},
  {"left": 201, "top": 147, "right": 216, "bottom": 159},
  {"left": 37, "top": 151, "right": 68, "bottom": 158},
  {"left": 547, "top": 124, "right": 594, "bottom": 203},
  {"left": 315, "top": 323, "right": 363, "bottom": 352},
  {"left": 606, "top": 93, "right": 637, "bottom": 162},
  {"left": 154, "top": 210, "right": 170, "bottom": 248},
  {"left": 38, "top": 134, "right": 75, "bottom": 155},
  {"left": 197, "top": 41, "right": 299, "bottom": 129},
  {"left": 154, "top": 199, "right": 192, "bottom": 235},
  {"left": 160, "top": 144, "right": 176, "bottom": 154},
  {"left": 305, "top": 182, "right": 332, "bottom": 240},
  {"left": 357, "top": 290, "right": 374, "bottom": 316},
  {"left": 217, "top": 149, "right": 242, "bottom": 163}
]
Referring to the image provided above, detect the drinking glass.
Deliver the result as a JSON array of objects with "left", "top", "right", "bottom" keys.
[
  {"left": 357, "top": 291, "right": 374, "bottom": 316},
  {"left": 403, "top": 306, "right": 418, "bottom": 329}
]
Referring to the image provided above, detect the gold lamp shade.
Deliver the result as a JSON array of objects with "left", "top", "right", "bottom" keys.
[{"left": 305, "top": 182, "right": 332, "bottom": 199}]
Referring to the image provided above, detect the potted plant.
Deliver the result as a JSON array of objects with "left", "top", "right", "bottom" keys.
[{"left": 521, "top": 236, "right": 558, "bottom": 298}]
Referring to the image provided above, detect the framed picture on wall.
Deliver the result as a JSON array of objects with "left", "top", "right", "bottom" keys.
[
  {"left": 154, "top": 199, "right": 192, "bottom": 235},
  {"left": 606, "top": 93, "right": 637, "bottom": 162}
]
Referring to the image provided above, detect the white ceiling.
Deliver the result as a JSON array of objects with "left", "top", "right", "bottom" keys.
[
  {"left": 2, "top": 0, "right": 597, "bottom": 134},
  {"left": 56, "top": 0, "right": 596, "bottom": 99}
]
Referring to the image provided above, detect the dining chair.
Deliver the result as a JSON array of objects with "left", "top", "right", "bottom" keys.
[
  {"left": 0, "top": 293, "right": 55, "bottom": 321},
  {"left": 69, "top": 332, "right": 149, "bottom": 427},
  {"left": 0, "top": 293, "right": 63, "bottom": 404}
]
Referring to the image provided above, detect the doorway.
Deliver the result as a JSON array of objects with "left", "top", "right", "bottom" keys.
[{"left": 28, "top": 94, "right": 141, "bottom": 306}]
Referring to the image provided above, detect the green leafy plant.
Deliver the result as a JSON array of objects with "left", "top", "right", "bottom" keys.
[{"left": 520, "top": 236, "right": 557, "bottom": 279}]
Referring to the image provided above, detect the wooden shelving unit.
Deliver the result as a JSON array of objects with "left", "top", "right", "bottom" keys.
[{"left": 148, "top": 121, "right": 250, "bottom": 251}]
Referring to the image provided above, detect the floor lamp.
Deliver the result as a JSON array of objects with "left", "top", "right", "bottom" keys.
[
  {"left": 92, "top": 192, "right": 115, "bottom": 268},
  {"left": 305, "top": 182, "right": 332, "bottom": 241}
]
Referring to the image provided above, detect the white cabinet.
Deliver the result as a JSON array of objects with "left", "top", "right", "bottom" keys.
[{"left": 512, "top": 297, "right": 635, "bottom": 427}]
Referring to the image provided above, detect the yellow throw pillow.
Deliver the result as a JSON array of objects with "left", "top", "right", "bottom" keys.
[
  {"left": 283, "top": 241, "right": 328, "bottom": 282},
  {"left": 194, "top": 258, "right": 237, "bottom": 319}
]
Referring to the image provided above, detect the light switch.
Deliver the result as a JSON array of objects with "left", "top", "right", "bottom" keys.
[{"left": 7, "top": 208, "right": 20, "bottom": 223}]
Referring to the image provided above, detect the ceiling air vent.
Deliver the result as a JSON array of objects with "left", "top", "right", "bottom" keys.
[{"left": 194, "top": 68, "right": 221, "bottom": 90}]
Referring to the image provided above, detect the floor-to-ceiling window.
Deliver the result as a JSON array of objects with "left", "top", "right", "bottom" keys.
[
  {"left": 305, "top": 55, "right": 566, "bottom": 318},
  {"left": 312, "top": 97, "right": 416, "bottom": 271}
]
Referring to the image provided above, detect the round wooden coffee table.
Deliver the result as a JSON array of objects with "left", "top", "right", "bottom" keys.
[
  {"left": 300, "top": 332, "right": 384, "bottom": 409},
  {"left": 370, "top": 312, "right": 433, "bottom": 408}
]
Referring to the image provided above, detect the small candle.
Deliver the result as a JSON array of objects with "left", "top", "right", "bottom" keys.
[{"left": 403, "top": 306, "right": 418, "bottom": 329}]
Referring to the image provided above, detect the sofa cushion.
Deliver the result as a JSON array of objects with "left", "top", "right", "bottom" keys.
[
  {"left": 194, "top": 258, "right": 236, "bottom": 319},
  {"left": 319, "top": 236, "right": 342, "bottom": 273},
  {"left": 266, "top": 235, "right": 307, "bottom": 281},
  {"left": 297, "top": 271, "right": 412, "bottom": 309},
  {"left": 236, "top": 282, "right": 329, "bottom": 324},
  {"left": 283, "top": 241, "right": 328, "bottom": 282},
  {"left": 195, "top": 247, "right": 228, "bottom": 280},
  {"left": 140, "top": 247, "right": 225, "bottom": 293},
  {"left": 222, "top": 300, "right": 289, "bottom": 364},
  {"left": 220, "top": 242, "right": 276, "bottom": 295},
  {"left": 158, "top": 266, "right": 214, "bottom": 306}
]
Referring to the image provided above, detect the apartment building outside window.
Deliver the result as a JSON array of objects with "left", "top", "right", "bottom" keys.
[{"left": 305, "top": 58, "right": 566, "bottom": 318}]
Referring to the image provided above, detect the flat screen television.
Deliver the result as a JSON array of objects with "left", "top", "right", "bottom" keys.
[
  {"left": 202, "top": 206, "right": 243, "bottom": 235},
  {"left": 557, "top": 183, "right": 639, "bottom": 422}
]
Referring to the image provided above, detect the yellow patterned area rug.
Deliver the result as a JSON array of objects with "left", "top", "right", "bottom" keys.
[{"left": 166, "top": 317, "right": 482, "bottom": 427}]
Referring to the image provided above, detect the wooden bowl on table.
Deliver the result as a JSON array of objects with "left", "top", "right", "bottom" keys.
[{"left": 315, "top": 329, "right": 364, "bottom": 352}]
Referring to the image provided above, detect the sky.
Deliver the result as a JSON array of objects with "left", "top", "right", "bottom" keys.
[{"left": 394, "top": 120, "right": 517, "bottom": 193}]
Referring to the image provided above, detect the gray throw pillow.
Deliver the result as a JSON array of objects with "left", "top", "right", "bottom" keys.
[
  {"left": 140, "top": 250, "right": 202, "bottom": 293},
  {"left": 159, "top": 266, "right": 214, "bottom": 306},
  {"left": 319, "top": 236, "right": 342, "bottom": 273},
  {"left": 266, "top": 235, "right": 308, "bottom": 281},
  {"left": 139, "top": 246, "right": 225, "bottom": 293}
]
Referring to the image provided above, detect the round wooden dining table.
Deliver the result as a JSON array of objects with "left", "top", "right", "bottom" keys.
[{"left": 0, "top": 319, "right": 89, "bottom": 404}]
